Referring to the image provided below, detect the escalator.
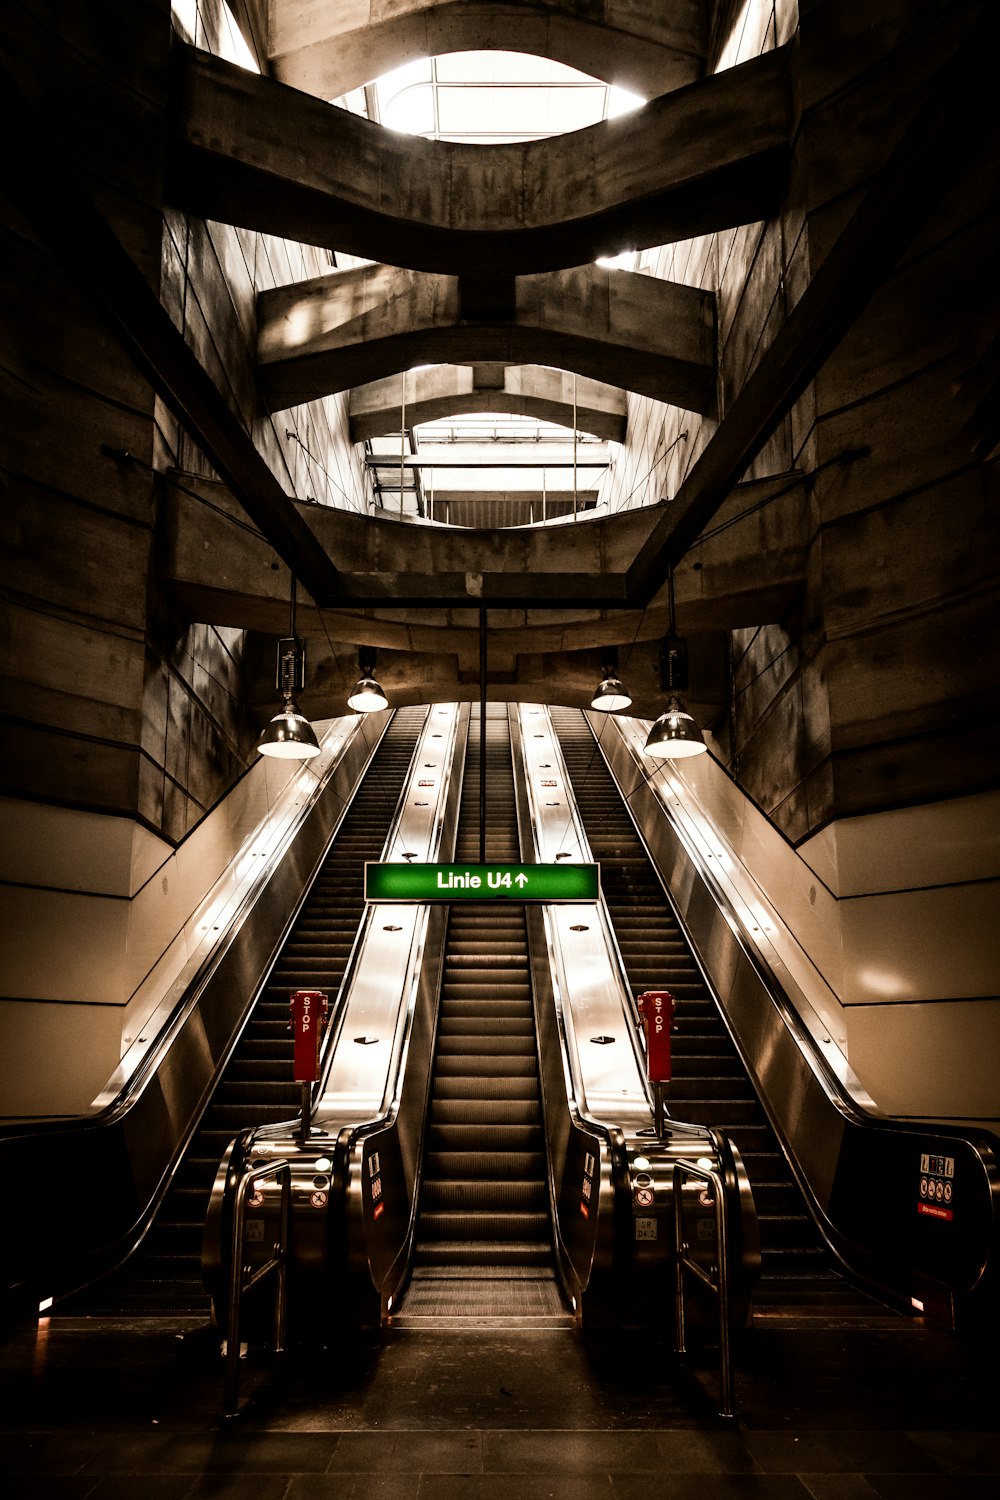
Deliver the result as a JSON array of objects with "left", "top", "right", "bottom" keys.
[
  {"left": 549, "top": 706, "right": 852, "bottom": 1309},
  {"left": 202, "top": 700, "right": 759, "bottom": 1349},
  {"left": 59, "top": 706, "right": 427, "bottom": 1316},
  {"left": 396, "top": 705, "right": 569, "bottom": 1324}
]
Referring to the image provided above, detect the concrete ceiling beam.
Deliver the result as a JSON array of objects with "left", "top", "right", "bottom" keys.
[
  {"left": 160, "top": 470, "right": 806, "bottom": 629},
  {"left": 349, "top": 365, "right": 628, "bottom": 442},
  {"left": 169, "top": 41, "right": 792, "bottom": 276},
  {"left": 257, "top": 263, "right": 716, "bottom": 414},
  {"left": 244, "top": 632, "right": 731, "bottom": 729},
  {"left": 268, "top": 0, "right": 707, "bottom": 102}
]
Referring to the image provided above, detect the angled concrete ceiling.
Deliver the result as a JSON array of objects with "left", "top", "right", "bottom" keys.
[
  {"left": 169, "top": 42, "right": 792, "bottom": 275},
  {"left": 348, "top": 367, "right": 628, "bottom": 444},
  {"left": 267, "top": 0, "right": 707, "bottom": 101},
  {"left": 256, "top": 263, "right": 716, "bottom": 413}
]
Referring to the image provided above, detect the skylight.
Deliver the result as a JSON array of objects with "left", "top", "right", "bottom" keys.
[
  {"left": 346, "top": 51, "right": 643, "bottom": 521},
  {"left": 374, "top": 51, "right": 643, "bottom": 143}
]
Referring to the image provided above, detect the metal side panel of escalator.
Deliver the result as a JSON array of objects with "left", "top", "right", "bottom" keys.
[
  {"left": 55, "top": 707, "right": 429, "bottom": 1318},
  {"left": 548, "top": 705, "right": 835, "bottom": 1309},
  {"left": 0, "top": 712, "right": 402, "bottom": 1326},
  {"left": 512, "top": 702, "right": 760, "bottom": 1337},
  {"left": 568, "top": 708, "right": 1000, "bottom": 1330},
  {"left": 202, "top": 703, "right": 467, "bottom": 1337}
]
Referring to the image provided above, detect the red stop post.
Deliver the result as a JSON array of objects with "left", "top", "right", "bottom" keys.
[
  {"left": 289, "top": 989, "right": 329, "bottom": 1082},
  {"left": 637, "top": 990, "right": 674, "bottom": 1082}
]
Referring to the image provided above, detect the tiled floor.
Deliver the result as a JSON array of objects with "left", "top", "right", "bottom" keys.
[{"left": 2, "top": 1310, "right": 998, "bottom": 1498}]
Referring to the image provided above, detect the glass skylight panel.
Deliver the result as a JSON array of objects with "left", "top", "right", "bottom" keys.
[
  {"left": 379, "top": 57, "right": 434, "bottom": 94},
  {"left": 434, "top": 52, "right": 595, "bottom": 85},
  {"left": 219, "top": 2, "right": 259, "bottom": 72},
  {"left": 435, "top": 84, "right": 604, "bottom": 140},
  {"left": 369, "top": 50, "right": 639, "bottom": 145},
  {"left": 382, "top": 83, "right": 436, "bottom": 136}
]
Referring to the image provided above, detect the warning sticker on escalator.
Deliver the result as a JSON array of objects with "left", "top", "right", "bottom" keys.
[{"left": 917, "top": 1153, "right": 955, "bottom": 1221}]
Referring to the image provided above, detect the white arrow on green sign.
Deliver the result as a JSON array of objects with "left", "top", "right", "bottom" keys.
[{"left": 365, "top": 862, "right": 600, "bottom": 902}]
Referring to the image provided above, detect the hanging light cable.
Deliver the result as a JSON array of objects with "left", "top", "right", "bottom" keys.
[{"left": 258, "top": 575, "right": 322, "bottom": 760}]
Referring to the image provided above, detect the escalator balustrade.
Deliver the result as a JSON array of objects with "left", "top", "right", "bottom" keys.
[
  {"left": 61, "top": 708, "right": 427, "bottom": 1316},
  {"left": 549, "top": 706, "right": 842, "bottom": 1306}
]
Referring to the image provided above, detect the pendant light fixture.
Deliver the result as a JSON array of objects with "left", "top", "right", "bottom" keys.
[
  {"left": 643, "top": 568, "right": 706, "bottom": 760},
  {"left": 590, "top": 648, "right": 632, "bottom": 712},
  {"left": 347, "top": 646, "right": 389, "bottom": 713},
  {"left": 258, "top": 575, "right": 321, "bottom": 760}
]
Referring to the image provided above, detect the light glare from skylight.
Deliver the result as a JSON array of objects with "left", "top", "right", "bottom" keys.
[{"left": 375, "top": 50, "right": 645, "bottom": 143}]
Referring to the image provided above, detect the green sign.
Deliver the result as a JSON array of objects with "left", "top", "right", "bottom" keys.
[{"left": 365, "top": 862, "right": 600, "bottom": 903}]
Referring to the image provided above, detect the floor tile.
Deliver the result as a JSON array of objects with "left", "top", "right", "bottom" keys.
[
  {"left": 654, "top": 1430, "right": 760, "bottom": 1472},
  {"left": 865, "top": 1479, "right": 1000, "bottom": 1500},
  {"left": 905, "top": 1432, "right": 1000, "bottom": 1475},
  {"left": 416, "top": 1477, "right": 613, "bottom": 1500},
  {"left": 0, "top": 1479, "right": 102, "bottom": 1500},
  {"left": 183, "top": 1480, "right": 293, "bottom": 1500},
  {"left": 799, "top": 1476, "right": 883, "bottom": 1500},
  {"left": 743, "top": 1432, "right": 944, "bottom": 1475},
  {"left": 326, "top": 1432, "right": 482, "bottom": 1473},
  {"left": 483, "top": 1430, "right": 661, "bottom": 1473},
  {"left": 287, "top": 1479, "right": 419, "bottom": 1500},
  {"left": 85, "top": 1479, "right": 197, "bottom": 1500},
  {"left": 610, "top": 1476, "right": 812, "bottom": 1500}
]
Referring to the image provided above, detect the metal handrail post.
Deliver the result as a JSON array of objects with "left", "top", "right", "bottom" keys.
[
  {"left": 672, "top": 1160, "right": 735, "bottom": 1419},
  {"left": 223, "top": 1158, "right": 292, "bottom": 1417}
]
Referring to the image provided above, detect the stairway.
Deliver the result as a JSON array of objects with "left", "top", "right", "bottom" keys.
[
  {"left": 397, "top": 706, "right": 570, "bottom": 1325},
  {"left": 60, "top": 707, "right": 426, "bottom": 1315},
  {"left": 550, "top": 706, "right": 849, "bottom": 1308}
]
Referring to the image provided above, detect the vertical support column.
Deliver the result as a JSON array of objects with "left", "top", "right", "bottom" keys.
[
  {"left": 399, "top": 371, "right": 406, "bottom": 515},
  {"left": 572, "top": 372, "right": 578, "bottom": 521},
  {"left": 479, "top": 606, "right": 487, "bottom": 864}
]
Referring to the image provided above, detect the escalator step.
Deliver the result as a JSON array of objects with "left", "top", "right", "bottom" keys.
[
  {"left": 427, "top": 1124, "right": 544, "bottom": 1151},
  {"left": 423, "top": 1151, "right": 546, "bottom": 1179},
  {"left": 431, "top": 1080, "right": 539, "bottom": 1104},
  {"left": 435, "top": 1052, "right": 537, "bottom": 1074},
  {"left": 437, "top": 1018, "right": 536, "bottom": 1038},
  {"left": 666, "top": 1077, "right": 754, "bottom": 1101},
  {"left": 414, "top": 1241, "right": 552, "bottom": 1268},
  {"left": 421, "top": 1181, "right": 548, "bottom": 1212}
]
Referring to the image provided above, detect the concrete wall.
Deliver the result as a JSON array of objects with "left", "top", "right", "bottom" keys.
[
  {"left": 0, "top": 0, "right": 370, "bottom": 1114},
  {"left": 602, "top": 0, "right": 999, "bottom": 846},
  {"left": 593, "top": 0, "right": 999, "bottom": 1108},
  {"left": 0, "top": 716, "right": 362, "bottom": 1117}
]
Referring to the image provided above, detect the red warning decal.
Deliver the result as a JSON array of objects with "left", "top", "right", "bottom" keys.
[{"left": 917, "top": 1202, "right": 953, "bottom": 1222}]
